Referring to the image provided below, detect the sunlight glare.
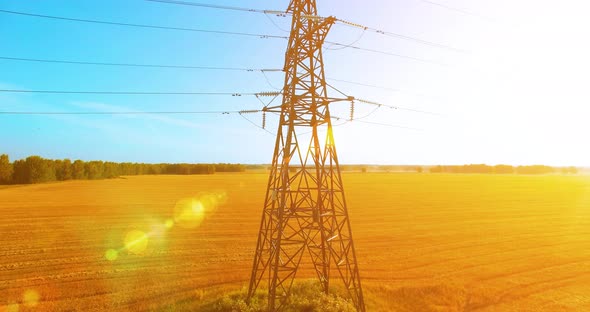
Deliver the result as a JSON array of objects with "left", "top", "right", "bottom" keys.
[
  {"left": 150, "top": 223, "right": 167, "bottom": 238},
  {"left": 124, "top": 230, "right": 149, "bottom": 254},
  {"left": 173, "top": 192, "right": 227, "bottom": 229},
  {"left": 22, "top": 290, "right": 39, "bottom": 307},
  {"left": 165, "top": 218, "right": 174, "bottom": 229},
  {"left": 2, "top": 303, "right": 19, "bottom": 312},
  {"left": 105, "top": 249, "right": 118, "bottom": 261},
  {"left": 173, "top": 198, "right": 205, "bottom": 229}
]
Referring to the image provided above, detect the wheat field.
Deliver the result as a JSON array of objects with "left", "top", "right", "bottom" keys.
[{"left": 1, "top": 173, "right": 590, "bottom": 311}]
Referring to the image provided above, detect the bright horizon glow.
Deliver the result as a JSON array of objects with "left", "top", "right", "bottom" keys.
[{"left": 0, "top": 0, "right": 588, "bottom": 166}]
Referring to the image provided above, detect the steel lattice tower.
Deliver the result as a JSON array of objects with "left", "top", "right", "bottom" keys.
[{"left": 247, "top": 0, "right": 365, "bottom": 311}]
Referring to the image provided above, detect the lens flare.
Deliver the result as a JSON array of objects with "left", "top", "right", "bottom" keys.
[
  {"left": 124, "top": 230, "right": 149, "bottom": 254},
  {"left": 172, "top": 192, "right": 227, "bottom": 229},
  {"left": 3, "top": 303, "right": 19, "bottom": 312},
  {"left": 213, "top": 191, "right": 228, "bottom": 206},
  {"left": 198, "top": 191, "right": 228, "bottom": 213},
  {"left": 150, "top": 223, "right": 167, "bottom": 238},
  {"left": 198, "top": 195, "right": 218, "bottom": 213},
  {"left": 165, "top": 219, "right": 174, "bottom": 229},
  {"left": 173, "top": 198, "right": 205, "bottom": 229},
  {"left": 105, "top": 249, "right": 118, "bottom": 261},
  {"left": 22, "top": 290, "right": 39, "bottom": 307}
]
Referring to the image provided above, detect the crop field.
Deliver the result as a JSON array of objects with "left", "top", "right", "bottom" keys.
[{"left": 1, "top": 173, "right": 590, "bottom": 311}]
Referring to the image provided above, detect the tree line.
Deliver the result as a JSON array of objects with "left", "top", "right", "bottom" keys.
[
  {"left": 427, "top": 164, "right": 578, "bottom": 175},
  {"left": 338, "top": 164, "right": 579, "bottom": 174},
  {"left": 0, "top": 154, "right": 245, "bottom": 185}
]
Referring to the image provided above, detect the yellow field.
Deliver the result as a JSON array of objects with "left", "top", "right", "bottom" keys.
[{"left": 1, "top": 173, "right": 590, "bottom": 311}]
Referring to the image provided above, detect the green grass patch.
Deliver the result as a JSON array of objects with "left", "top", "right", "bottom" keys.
[{"left": 198, "top": 280, "right": 357, "bottom": 312}]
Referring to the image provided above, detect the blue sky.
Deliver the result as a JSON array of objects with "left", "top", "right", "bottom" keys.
[{"left": 1, "top": 0, "right": 589, "bottom": 165}]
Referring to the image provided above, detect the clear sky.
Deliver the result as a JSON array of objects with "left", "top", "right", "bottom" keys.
[{"left": 1, "top": 0, "right": 589, "bottom": 166}]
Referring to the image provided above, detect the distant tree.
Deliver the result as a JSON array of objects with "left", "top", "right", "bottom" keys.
[
  {"left": 12, "top": 159, "right": 27, "bottom": 184},
  {"left": 494, "top": 164, "right": 514, "bottom": 174},
  {"left": 72, "top": 160, "right": 86, "bottom": 180},
  {"left": 429, "top": 165, "right": 443, "bottom": 173},
  {"left": 466, "top": 164, "right": 493, "bottom": 174},
  {"left": 45, "top": 159, "right": 57, "bottom": 181},
  {"left": 516, "top": 165, "right": 555, "bottom": 175},
  {"left": 134, "top": 163, "right": 144, "bottom": 175},
  {"left": 85, "top": 161, "right": 104, "bottom": 179},
  {"left": 0, "top": 154, "right": 13, "bottom": 184},
  {"left": 561, "top": 166, "right": 578, "bottom": 174},
  {"left": 415, "top": 166, "right": 423, "bottom": 173},
  {"left": 119, "top": 163, "right": 132, "bottom": 175},
  {"left": 25, "top": 156, "right": 56, "bottom": 183},
  {"left": 54, "top": 160, "right": 63, "bottom": 180},
  {"left": 215, "top": 163, "right": 246, "bottom": 173},
  {"left": 103, "top": 162, "right": 120, "bottom": 178},
  {"left": 61, "top": 159, "right": 73, "bottom": 180},
  {"left": 147, "top": 164, "right": 161, "bottom": 175},
  {"left": 178, "top": 164, "right": 191, "bottom": 175},
  {"left": 2, "top": 154, "right": 252, "bottom": 184}
]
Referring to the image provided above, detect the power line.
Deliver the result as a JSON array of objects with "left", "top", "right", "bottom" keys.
[
  {"left": 264, "top": 13, "right": 290, "bottom": 33},
  {"left": 1, "top": 108, "right": 421, "bottom": 133},
  {"left": 1, "top": 54, "right": 445, "bottom": 99},
  {"left": 0, "top": 93, "right": 439, "bottom": 117},
  {"left": 352, "top": 105, "right": 382, "bottom": 121},
  {"left": 325, "top": 41, "right": 451, "bottom": 67},
  {"left": 330, "top": 115, "right": 422, "bottom": 131},
  {"left": 0, "top": 110, "right": 241, "bottom": 115},
  {"left": 238, "top": 112, "right": 275, "bottom": 136},
  {"left": 0, "top": 56, "right": 282, "bottom": 72},
  {"left": 325, "top": 78, "right": 446, "bottom": 101},
  {"left": 146, "top": 0, "right": 466, "bottom": 53},
  {"left": 260, "top": 71, "right": 283, "bottom": 90},
  {"left": 335, "top": 18, "right": 469, "bottom": 54},
  {"left": 325, "top": 29, "right": 367, "bottom": 51},
  {"left": 0, "top": 9, "right": 288, "bottom": 40},
  {"left": 325, "top": 83, "right": 442, "bottom": 116},
  {"left": 327, "top": 77, "right": 403, "bottom": 93},
  {"left": 145, "top": 0, "right": 274, "bottom": 14},
  {"left": 0, "top": 109, "right": 277, "bottom": 134},
  {"left": 0, "top": 89, "right": 280, "bottom": 96},
  {"left": 0, "top": 110, "right": 420, "bottom": 131},
  {"left": 354, "top": 98, "right": 443, "bottom": 116},
  {"left": 1, "top": 57, "right": 442, "bottom": 115},
  {"left": 0, "top": 9, "right": 450, "bottom": 67},
  {"left": 351, "top": 119, "right": 423, "bottom": 131},
  {"left": 417, "top": 0, "right": 496, "bottom": 22}
]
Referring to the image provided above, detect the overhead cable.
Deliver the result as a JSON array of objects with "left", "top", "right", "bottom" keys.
[
  {"left": 0, "top": 89, "right": 280, "bottom": 97},
  {"left": 0, "top": 9, "right": 288, "bottom": 40},
  {"left": 146, "top": 0, "right": 466, "bottom": 53},
  {"left": 0, "top": 56, "right": 281, "bottom": 72}
]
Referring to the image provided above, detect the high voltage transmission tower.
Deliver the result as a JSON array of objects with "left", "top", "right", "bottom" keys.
[{"left": 247, "top": 0, "right": 365, "bottom": 311}]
